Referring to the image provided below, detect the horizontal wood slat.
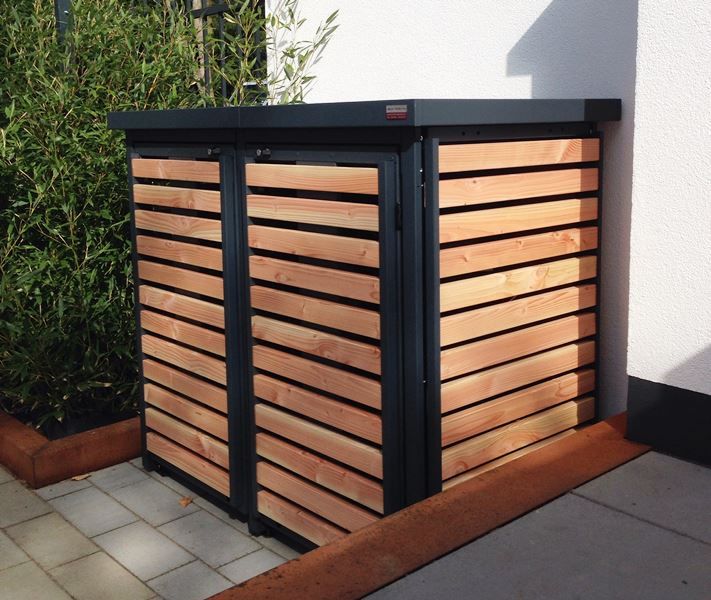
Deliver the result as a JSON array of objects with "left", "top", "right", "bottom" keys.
[
  {"left": 441, "top": 313, "right": 596, "bottom": 381},
  {"left": 139, "top": 286, "right": 224, "bottom": 329},
  {"left": 133, "top": 184, "right": 221, "bottom": 213},
  {"left": 142, "top": 335, "right": 226, "bottom": 385},
  {"left": 256, "top": 434, "right": 384, "bottom": 512},
  {"left": 253, "top": 346, "right": 381, "bottom": 409},
  {"left": 439, "top": 168, "right": 598, "bottom": 209},
  {"left": 438, "top": 138, "right": 600, "bottom": 173},
  {"left": 135, "top": 210, "right": 222, "bottom": 242},
  {"left": 441, "top": 397, "right": 595, "bottom": 480},
  {"left": 143, "top": 360, "right": 227, "bottom": 414},
  {"left": 255, "top": 404, "right": 383, "bottom": 478},
  {"left": 258, "top": 490, "right": 345, "bottom": 547},
  {"left": 440, "top": 284, "right": 597, "bottom": 347},
  {"left": 246, "top": 163, "right": 378, "bottom": 195},
  {"left": 440, "top": 198, "right": 598, "bottom": 244},
  {"left": 440, "top": 256, "right": 597, "bottom": 313},
  {"left": 132, "top": 159, "right": 220, "bottom": 184},
  {"left": 249, "top": 256, "right": 379, "bottom": 304},
  {"left": 247, "top": 195, "right": 379, "bottom": 231},
  {"left": 141, "top": 310, "right": 225, "bottom": 357},
  {"left": 257, "top": 462, "right": 377, "bottom": 532},
  {"left": 254, "top": 375, "right": 382, "bottom": 444},
  {"left": 144, "top": 383, "right": 228, "bottom": 440},
  {"left": 146, "top": 408, "right": 228, "bottom": 469},
  {"left": 439, "top": 226, "right": 598, "bottom": 278},
  {"left": 136, "top": 236, "right": 223, "bottom": 271},
  {"left": 138, "top": 261, "right": 224, "bottom": 300},
  {"left": 248, "top": 225, "right": 379, "bottom": 268},
  {"left": 441, "top": 340, "right": 596, "bottom": 414},
  {"left": 250, "top": 286, "right": 380, "bottom": 340},
  {"left": 441, "top": 369, "right": 595, "bottom": 447}
]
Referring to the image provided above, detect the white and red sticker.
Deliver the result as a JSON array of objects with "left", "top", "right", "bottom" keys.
[{"left": 386, "top": 104, "right": 408, "bottom": 120}]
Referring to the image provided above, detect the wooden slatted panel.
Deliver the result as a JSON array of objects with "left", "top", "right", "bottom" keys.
[
  {"left": 143, "top": 360, "right": 227, "bottom": 414},
  {"left": 138, "top": 261, "right": 224, "bottom": 300},
  {"left": 247, "top": 195, "right": 378, "bottom": 231},
  {"left": 252, "top": 346, "right": 381, "bottom": 409},
  {"left": 141, "top": 311, "right": 225, "bottom": 357},
  {"left": 251, "top": 286, "right": 380, "bottom": 340},
  {"left": 257, "top": 462, "right": 377, "bottom": 532},
  {"left": 246, "top": 163, "right": 378, "bottom": 195},
  {"left": 440, "top": 284, "right": 596, "bottom": 347},
  {"left": 256, "top": 434, "right": 384, "bottom": 512},
  {"left": 440, "top": 198, "right": 598, "bottom": 244},
  {"left": 136, "top": 236, "right": 223, "bottom": 271},
  {"left": 439, "top": 226, "right": 598, "bottom": 278},
  {"left": 441, "top": 369, "right": 595, "bottom": 447},
  {"left": 255, "top": 404, "right": 382, "bottom": 478},
  {"left": 135, "top": 210, "right": 222, "bottom": 242},
  {"left": 139, "top": 286, "right": 224, "bottom": 329},
  {"left": 132, "top": 158, "right": 220, "bottom": 184},
  {"left": 133, "top": 184, "right": 220, "bottom": 213},
  {"left": 148, "top": 432, "right": 229, "bottom": 496},
  {"left": 440, "top": 256, "right": 597, "bottom": 313},
  {"left": 441, "top": 340, "right": 595, "bottom": 414},
  {"left": 440, "top": 313, "right": 596, "bottom": 381},
  {"left": 439, "top": 138, "right": 600, "bottom": 173},
  {"left": 439, "top": 168, "right": 598, "bottom": 209},
  {"left": 441, "top": 397, "right": 595, "bottom": 480},
  {"left": 146, "top": 408, "right": 228, "bottom": 468},
  {"left": 258, "top": 490, "right": 345, "bottom": 546},
  {"left": 142, "top": 335, "right": 226, "bottom": 385}
]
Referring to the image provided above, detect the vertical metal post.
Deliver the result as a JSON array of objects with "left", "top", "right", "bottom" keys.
[{"left": 54, "top": 0, "right": 71, "bottom": 39}]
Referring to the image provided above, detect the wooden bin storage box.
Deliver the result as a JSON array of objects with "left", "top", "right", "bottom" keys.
[{"left": 109, "top": 99, "right": 621, "bottom": 550}]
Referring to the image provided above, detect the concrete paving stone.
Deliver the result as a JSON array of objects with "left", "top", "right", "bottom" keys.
[
  {"left": 130, "top": 457, "right": 146, "bottom": 470},
  {"left": 148, "top": 560, "right": 233, "bottom": 600},
  {"left": 158, "top": 510, "right": 261, "bottom": 568},
  {"left": 149, "top": 471, "right": 195, "bottom": 497},
  {"left": 109, "top": 478, "right": 199, "bottom": 526},
  {"left": 49, "top": 486, "right": 138, "bottom": 537},
  {"left": 6, "top": 512, "right": 98, "bottom": 570},
  {"left": 0, "top": 480, "right": 52, "bottom": 528},
  {"left": 89, "top": 462, "right": 150, "bottom": 492},
  {"left": 574, "top": 451, "right": 711, "bottom": 544},
  {"left": 0, "top": 530, "right": 29, "bottom": 571},
  {"left": 192, "top": 495, "right": 250, "bottom": 535},
  {"left": 0, "top": 560, "right": 72, "bottom": 599},
  {"left": 50, "top": 551, "right": 154, "bottom": 600},
  {"left": 257, "top": 535, "right": 302, "bottom": 560},
  {"left": 369, "top": 494, "right": 711, "bottom": 600},
  {"left": 218, "top": 548, "right": 286, "bottom": 585},
  {"left": 36, "top": 478, "right": 92, "bottom": 500},
  {"left": 94, "top": 520, "right": 194, "bottom": 581},
  {"left": 0, "top": 465, "right": 14, "bottom": 484}
]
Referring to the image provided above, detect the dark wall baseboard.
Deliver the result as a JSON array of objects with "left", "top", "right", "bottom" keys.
[{"left": 627, "top": 376, "right": 711, "bottom": 465}]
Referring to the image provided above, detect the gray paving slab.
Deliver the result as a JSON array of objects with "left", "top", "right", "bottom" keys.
[
  {"left": 0, "top": 530, "right": 29, "bottom": 571},
  {"left": 89, "top": 462, "right": 150, "bottom": 492},
  {"left": 192, "top": 495, "right": 250, "bottom": 535},
  {"left": 369, "top": 494, "right": 711, "bottom": 600},
  {"left": 574, "top": 451, "right": 711, "bottom": 544},
  {"left": 257, "top": 534, "right": 302, "bottom": 560},
  {"left": 0, "top": 465, "right": 14, "bottom": 484},
  {"left": 6, "top": 512, "right": 98, "bottom": 570},
  {"left": 94, "top": 520, "right": 194, "bottom": 581},
  {"left": 148, "top": 560, "right": 233, "bottom": 600},
  {"left": 158, "top": 510, "right": 261, "bottom": 568},
  {"left": 0, "top": 560, "right": 72, "bottom": 599},
  {"left": 148, "top": 471, "right": 195, "bottom": 497},
  {"left": 0, "top": 480, "right": 52, "bottom": 528},
  {"left": 109, "top": 478, "right": 200, "bottom": 526},
  {"left": 218, "top": 548, "right": 286, "bottom": 584},
  {"left": 36, "top": 478, "right": 92, "bottom": 500},
  {"left": 49, "top": 486, "right": 138, "bottom": 537}
]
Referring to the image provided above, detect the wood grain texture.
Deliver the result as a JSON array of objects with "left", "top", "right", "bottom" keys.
[
  {"left": 147, "top": 432, "right": 229, "bottom": 496},
  {"left": 439, "top": 138, "right": 600, "bottom": 173},
  {"left": 133, "top": 184, "right": 221, "bottom": 213},
  {"left": 247, "top": 195, "right": 378, "bottom": 231},
  {"left": 252, "top": 316, "right": 381, "bottom": 375},
  {"left": 249, "top": 256, "right": 379, "bottom": 304},
  {"left": 141, "top": 310, "right": 226, "bottom": 357},
  {"left": 254, "top": 375, "right": 382, "bottom": 444},
  {"left": 439, "top": 226, "right": 598, "bottom": 278},
  {"left": 141, "top": 335, "right": 226, "bottom": 385},
  {"left": 253, "top": 346, "right": 380, "bottom": 409},
  {"left": 256, "top": 434, "right": 384, "bottom": 512},
  {"left": 255, "top": 403, "right": 383, "bottom": 478},
  {"left": 136, "top": 236, "right": 223, "bottom": 271},
  {"left": 246, "top": 163, "right": 378, "bottom": 195},
  {"left": 441, "top": 340, "right": 596, "bottom": 414},
  {"left": 143, "top": 359, "right": 227, "bottom": 414},
  {"left": 132, "top": 158, "right": 220, "bottom": 184},
  {"left": 257, "top": 462, "right": 378, "bottom": 532},
  {"left": 440, "top": 313, "right": 596, "bottom": 380},
  {"left": 439, "top": 198, "right": 598, "bottom": 244},
  {"left": 139, "top": 286, "right": 224, "bottom": 329},
  {"left": 439, "top": 168, "right": 598, "bottom": 209},
  {"left": 440, "top": 284, "right": 597, "bottom": 346},
  {"left": 250, "top": 286, "right": 380, "bottom": 340},
  {"left": 135, "top": 210, "right": 222, "bottom": 242},
  {"left": 138, "top": 260, "right": 224, "bottom": 300},
  {"left": 441, "top": 397, "right": 595, "bottom": 479},
  {"left": 441, "top": 369, "right": 595, "bottom": 447},
  {"left": 146, "top": 408, "right": 228, "bottom": 468},
  {"left": 258, "top": 490, "right": 345, "bottom": 547}
]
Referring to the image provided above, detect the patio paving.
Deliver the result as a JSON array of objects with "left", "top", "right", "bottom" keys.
[{"left": 0, "top": 459, "right": 300, "bottom": 600}]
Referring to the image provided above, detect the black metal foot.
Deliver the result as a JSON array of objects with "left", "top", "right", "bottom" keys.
[{"left": 248, "top": 517, "right": 269, "bottom": 537}]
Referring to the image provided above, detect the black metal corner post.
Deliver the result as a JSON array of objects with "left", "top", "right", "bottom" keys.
[{"left": 593, "top": 127, "right": 604, "bottom": 421}]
